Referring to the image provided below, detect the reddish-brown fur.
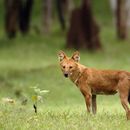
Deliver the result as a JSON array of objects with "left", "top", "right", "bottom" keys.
[{"left": 58, "top": 51, "right": 130, "bottom": 120}]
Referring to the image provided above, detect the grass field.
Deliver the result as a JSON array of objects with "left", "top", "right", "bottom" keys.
[{"left": 0, "top": 1, "right": 130, "bottom": 130}]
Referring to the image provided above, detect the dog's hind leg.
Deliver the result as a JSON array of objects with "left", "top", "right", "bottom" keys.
[
  {"left": 119, "top": 92, "right": 130, "bottom": 120},
  {"left": 118, "top": 78, "right": 130, "bottom": 120},
  {"left": 92, "top": 95, "right": 97, "bottom": 114}
]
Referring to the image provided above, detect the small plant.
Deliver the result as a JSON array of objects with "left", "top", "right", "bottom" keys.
[{"left": 31, "top": 85, "right": 49, "bottom": 113}]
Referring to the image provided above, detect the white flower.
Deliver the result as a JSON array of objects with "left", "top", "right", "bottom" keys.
[{"left": 40, "top": 90, "right": 49, "bottom": 94}]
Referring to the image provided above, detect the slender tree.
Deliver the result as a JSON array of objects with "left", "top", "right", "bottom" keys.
[
  {"left": 42, "top": 0, "right": 52, "bottom": 33},
  {"left": 5, "top": 0, "right": 33, "bottom": 38},
  {"left": 56, "top": 0, "right": 69, "bottom": 30},
  {"left": 5, "top": 0, "right": 21, "bottom": 38},
  {"left": 19, "top": 0, "right": 34, "bottom": 34},
  {"left": 116, "top": 0, "right": 127, "bottom": 39}
]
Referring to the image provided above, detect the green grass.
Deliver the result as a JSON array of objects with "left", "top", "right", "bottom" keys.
[
  {"left": 0, "top": 0, "right": 130, "bottom": 130},
  {"left": 0, "top": 26, "right": 130, "bottom": 130},
  {"left": 0, "top": 103, "right": 130, "bottom": 130}
]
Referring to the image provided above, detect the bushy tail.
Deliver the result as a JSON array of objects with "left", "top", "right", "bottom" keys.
[{"left": 128, "top": 91, "right": 130, "bottom": 104}]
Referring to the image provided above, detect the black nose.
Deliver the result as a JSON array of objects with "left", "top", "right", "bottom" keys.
[{"left": 64, "top": 74, "right": 68, "bottom": 77}]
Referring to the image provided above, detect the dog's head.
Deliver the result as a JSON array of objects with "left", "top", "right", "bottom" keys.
[{"left": 58, "top": 51, "right": 80, "bottom": 78}]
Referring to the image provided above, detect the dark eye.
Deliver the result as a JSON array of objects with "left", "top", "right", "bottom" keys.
[
  {"left": 69, "top": 66, "right": 73, "bottom": 69},
  {"left": 63, "top": 66, "right": 65, "bottom": 69}
]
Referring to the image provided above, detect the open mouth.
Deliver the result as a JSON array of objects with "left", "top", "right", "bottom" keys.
[{"left": 64, "top": 74, "right": 68, "bottom": 78}]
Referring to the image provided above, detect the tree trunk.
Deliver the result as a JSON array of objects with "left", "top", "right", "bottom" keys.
[
  {"left": 116, "top": 0, "right": 127, "bottom": 39},
  {"left": 56, "top": 0, "right": 74, "bottom": 31},
  {"left": 5, "top": 0, "right": 21, "bottom": 38},
  {"left": 42, "top": 0, "right": 52, "bottom": 33},
  {"left": 5, "top": 0, "right": 33, "bottom": 38},
  {"left": 19, "top": 0, "right": 34, "bottom": 34},
  {"left": 56, "top": 0, "right": 69, "bottom": 30},
  {"left": 67, "top": 0, "right": 101, "bottom": 50}
]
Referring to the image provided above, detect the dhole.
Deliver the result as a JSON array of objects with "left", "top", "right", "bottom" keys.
[{"left": 58, "top": 51, "right": 130, "bottom": 120}]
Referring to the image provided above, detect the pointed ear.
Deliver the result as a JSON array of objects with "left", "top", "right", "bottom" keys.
[
  {"left": 71, "top": 51, "right": 80, "bottom": 62},
  {"left": 58, "top": 50, "right": 67, "bottom": 62}
]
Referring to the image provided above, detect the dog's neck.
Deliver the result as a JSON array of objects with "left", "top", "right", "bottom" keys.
[{"left": 69, "top": 63, "right": 86, "bottom": 84}]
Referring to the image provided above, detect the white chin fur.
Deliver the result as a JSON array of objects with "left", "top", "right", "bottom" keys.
[{"left": 70, "top": 73, "right": 73, "bottom": 75}]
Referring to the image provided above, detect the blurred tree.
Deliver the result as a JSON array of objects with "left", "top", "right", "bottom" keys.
[
  {"left": 56, "top": 0, "right": 74, "bottom": 31},
  {"left": 42, "top": 0, "right": 52, "bottom": 33},
  {"left": 116, "top": 0, "right": 127, "bottom": 39},
  {"left": 56, "top": 0, "right": 68, "bottom": 30},
  {"left": 5, "top": 0, "right": 21, "bottom": 38},
  {"left": 19, "top": 0, "right": 34, "bottom": 34},
  {"left": 5, "top": 0, "right": 33, "bottom": 38},
  {"left": 67, "top": 0, "right": 101, "bottom": 50}
]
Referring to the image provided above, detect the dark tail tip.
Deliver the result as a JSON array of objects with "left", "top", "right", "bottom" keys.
[{"left": 128, "top": 91, "right": 130, "bottom": 104}]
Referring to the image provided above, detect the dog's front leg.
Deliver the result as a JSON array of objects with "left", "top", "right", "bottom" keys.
[
  {"left": 92, "top": 95, "right": 97, "bottom": 114},
  {"left": 85, "top": 94, "right": 92, "bottom": 113},
  {"left": 80, "top": 90, "right": 92, "bottom": 113},
  {"left": 80, "top": 85, "right": 92, "bottom": 113}
]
